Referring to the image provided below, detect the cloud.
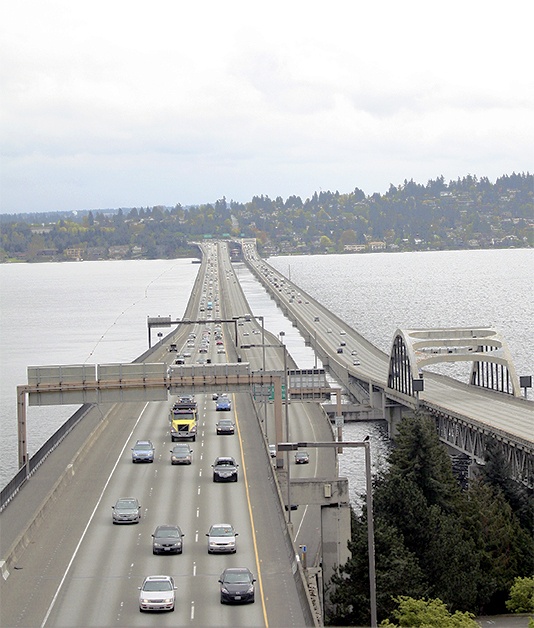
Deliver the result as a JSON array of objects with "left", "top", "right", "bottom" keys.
[{"left": 1, "top": 0, "right": 533, "bottom": 212}]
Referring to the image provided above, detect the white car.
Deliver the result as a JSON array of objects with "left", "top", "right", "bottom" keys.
[
  {"left": 206, "top": 523, "right": 238, "bottom": 553},
  {"left": 139, "top": 575, "right": 176, "bottom": 612}
]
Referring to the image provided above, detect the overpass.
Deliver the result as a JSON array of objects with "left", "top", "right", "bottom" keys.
[{"left": 238, "top": 239, "right": 533, "bottom": 488}]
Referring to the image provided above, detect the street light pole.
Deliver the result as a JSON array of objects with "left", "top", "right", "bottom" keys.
[
  {"left": 314, "top": 327, "right": 318, "bottom": 370},
  {"left": 278, "top": 439, "right": 377, "bottom": 627},
  {"left": 279, "top": 331, "right": 292, "bottom": 524},
  {"left": 364, "top": 439, "right": 377, "bottom": 628}
]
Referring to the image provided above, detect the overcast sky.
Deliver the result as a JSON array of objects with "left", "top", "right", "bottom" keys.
[{"left": 1, "top": 0, "right": 533, "bottom": 214}]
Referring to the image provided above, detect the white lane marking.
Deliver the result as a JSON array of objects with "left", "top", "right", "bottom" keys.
[
  {"left": 191, "top": 602, "right": 195, "bottom": 620},
  {"left": 195, "top": 531, "right": 199, "bottom": 543},
  {"left": 193, "top": 563, "right": 197, "bottom": 576},
  {"left": 40, "top": 402, "right": 150, "bottom": 627},
  {"left": 197, "top": 485, "right": 201, "bottom": 495},
  {"left": 196, "top": 507, "right": 200, "bottom": 518},
  {"left": 294, "top": 408, "right": 320, "bottom": 541}
]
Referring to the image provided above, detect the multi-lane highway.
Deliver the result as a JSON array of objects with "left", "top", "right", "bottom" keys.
[
  {"left": 1, "top": 241, "right": 323, "bottom": 627},
  {"left": 240, "top": 240, "right": 534, "bottom": 453}
]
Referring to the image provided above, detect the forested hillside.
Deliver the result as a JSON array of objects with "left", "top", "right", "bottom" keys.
[{"left": 1, "top": 173, "right": 532, "bottom": 261}]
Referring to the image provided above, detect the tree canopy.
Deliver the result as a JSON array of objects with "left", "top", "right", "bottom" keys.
[{"left": 327, "top": 414, "right": 534, "bottom": 626}]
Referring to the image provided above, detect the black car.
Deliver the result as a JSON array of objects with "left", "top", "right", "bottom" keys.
[
  {"left": 216, "top": 419, "right": 235, "bottom": 435},
  {"left": 218, "top": 567, "right": 255, "bottom": 604},
  {"left": 295, "top": 451, "right": 310, "bottom": 464},
  {"left": 151, "top": 525, "right": 184, "bottom": 554},
  {"left": 212, "top": 456, "right": 239, "bottom": 482}
]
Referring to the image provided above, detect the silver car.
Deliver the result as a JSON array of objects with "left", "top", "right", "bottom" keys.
[
  {"left": 131, "top": 440, "right": 154, "bottom": 463},
  {"left": 170, "top": 444, "right": 193, "bottom": 465},
  {"left": 206, "top": 523, "right": 238, "bottom": 554},
  {"left": 112, "top": 497, "right": 141, "bottom": 524},
  {"left": 138, "top": 575, "right": 176, "bottom": 612}
]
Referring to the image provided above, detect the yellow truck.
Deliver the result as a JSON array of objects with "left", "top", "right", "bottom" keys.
[{"left": 169, "top": 397, "right": 197, "bottom": 442}]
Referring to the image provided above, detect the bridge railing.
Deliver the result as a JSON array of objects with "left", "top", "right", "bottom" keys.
[{"left": 0, "top": 402, "right": 94, "bottom": 511}]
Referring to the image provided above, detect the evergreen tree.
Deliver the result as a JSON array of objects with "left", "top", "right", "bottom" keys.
[
  {"left": 481, "top": 438, "right": 534, "bottom": 533},
  {"left": 328, "top": 515, "right": 428, "bottom": 626}
]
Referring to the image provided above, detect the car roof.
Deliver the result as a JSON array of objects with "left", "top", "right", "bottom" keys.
[
  {"left": 154, "top": 524, "right": 181, "bottom": 533},
  {"left": 135, "top": 440, "right": 152, "bottom": 446},
  {"left": 115, "top": 497, "right": 138, "bottom": 506},
  {"left": 215, "top": 456, "right": 235, "bottom": 463},
  {"left": 221, "top": 567, "right": 252, "bottom": 575}
]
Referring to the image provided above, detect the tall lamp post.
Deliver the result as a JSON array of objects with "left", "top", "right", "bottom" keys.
[
  {"left": 278, "top": 331, "right": 292, "bottom": 523},
  {"left": 278, "top": 439, "right": 377, "bottom": 627}
]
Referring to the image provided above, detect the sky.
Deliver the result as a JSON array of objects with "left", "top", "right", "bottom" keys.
[{"left": 1, "top": 0, "right": 533, "bottom": 214}]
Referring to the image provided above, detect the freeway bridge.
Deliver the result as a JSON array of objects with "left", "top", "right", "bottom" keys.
[
  {"left": 1, "top": 240, "right": 532, "bottom": 628},
  {"left": 239, "top": 239, "right": 533, "bottom": 488}
]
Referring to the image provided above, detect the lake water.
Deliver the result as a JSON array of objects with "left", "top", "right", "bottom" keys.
[{"left": 1, "top": 249, "right": 532, "bottom": 502}]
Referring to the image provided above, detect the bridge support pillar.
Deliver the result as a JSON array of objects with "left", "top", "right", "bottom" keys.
[
  {"left": 369, "top": 382, "right": 381, "bottom": 410},
  {"left": 321, "top": 501, "right": 351, "bottom": 614},
  {"left": 385, "top": 403, "right": 405, "bottom": 438},
  {"left": 468, "top": 460, "right": 484, "bottom": 483}
]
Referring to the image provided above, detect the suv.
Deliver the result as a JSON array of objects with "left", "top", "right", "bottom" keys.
[
  {"left": 131, "top": 440, "right": 155, "bottom": 463},
  {"left": 212, "top": 456, "right": 239, "bottom": 482}
]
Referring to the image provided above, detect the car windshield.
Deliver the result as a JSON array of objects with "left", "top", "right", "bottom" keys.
[
  {"left": 143, "top": 580, "right": 172, "bottom": 591},
  {"left": 210, "top": 526, "right": 234, "bottom": 536},
  {"left": 116, "top": 499, "right": 137, "bottom": 509},
  {"left": 217, "top": 459, "right": 234, "bottom": 466},
  {"left": 224, "top": 571, "right": 250, "bottom": 584},
  {"left": 155, "top": 527, "right": 180, "bottom": 538},
  {"left": 135, "top": 443, "right": 152, "bottom": 450}
]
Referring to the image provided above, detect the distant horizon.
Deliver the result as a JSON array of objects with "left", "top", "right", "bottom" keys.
[{"left": 2, "top": 170, "right": 531, "bottom": 217}]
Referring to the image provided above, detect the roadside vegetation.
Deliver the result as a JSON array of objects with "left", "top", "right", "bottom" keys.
[
  {"left": 326, "top": 415, "right": 534, "bottom": 626},
  {"left": 1, "top": 172, "right": 532, "bottom": 262}
]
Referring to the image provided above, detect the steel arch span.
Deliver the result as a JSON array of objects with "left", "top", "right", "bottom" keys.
[{"left": 388, "top": 327, "right": 522, "bottom": 398}]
